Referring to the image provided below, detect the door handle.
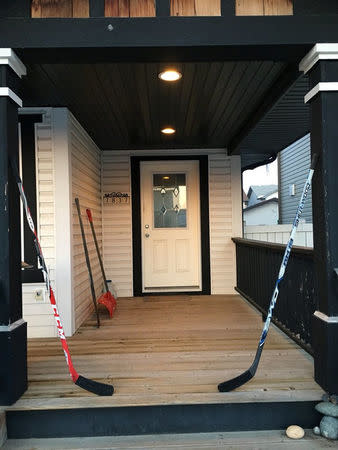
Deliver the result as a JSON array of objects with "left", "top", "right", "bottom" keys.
[{"left": 145, "top": 233, "right": 150, "bottom": 238}]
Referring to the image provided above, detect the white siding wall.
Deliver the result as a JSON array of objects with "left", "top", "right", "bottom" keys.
[
  {"left": 21, "top": 108, "right": 58, "bottom": 338},
  {"left": 69, "top": 113, "right": 103, "bottom": 330},
  {"left": 102, "top": 149, "right": 240, "bottom": 296},
  {"left": 101, "top": 153, "right": 133, "bottom": 297},
  {"left": 22, "top": 108, "right": 103, "bottom": 336}
]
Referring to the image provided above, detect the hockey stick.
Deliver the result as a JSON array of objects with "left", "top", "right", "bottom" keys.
[
  {"left": 11, "top": 159, "right": 114, "bottom": 396},
  {"left": 218, "top": 154, "right": 318, "bottom": 392},
  {"left": 75, "top": 198, "right": 100, "bottom": 328}
]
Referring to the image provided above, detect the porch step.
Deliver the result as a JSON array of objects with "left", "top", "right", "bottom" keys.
[
  {"left": 3, "top": 430, "right": 336, "bottom": 449},
  {"left": 5, "top": 400, "right": 320, "bottom": 439}
]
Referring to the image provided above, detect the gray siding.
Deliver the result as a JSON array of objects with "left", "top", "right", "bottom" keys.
[{"left": 279, "top": 134, "right": 312, "bottom": 224}]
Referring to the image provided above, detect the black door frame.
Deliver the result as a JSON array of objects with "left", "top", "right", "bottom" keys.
[{"left": 131, "top": 155, "right": 211, "bottom": 296}]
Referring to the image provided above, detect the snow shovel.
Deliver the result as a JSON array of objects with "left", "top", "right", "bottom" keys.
[{"left": 86, "top": 208, "right": 117, "bottom": 318}]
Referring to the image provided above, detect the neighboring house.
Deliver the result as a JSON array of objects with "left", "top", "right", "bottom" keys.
[
  {"left": 243, "top": 184, "right": 278, "bottom": 225},
  {"left": 243, "top": 197, "right": 279, "bottom": 225},
  {"left": 1, "top": 1, "right": 338, "bottom": 446},
  {"left": 246, "top": 184, "right": 278, "bottom": 207},
  {"left": 279, "top": 133, "right": 312, "bottom": 224}
]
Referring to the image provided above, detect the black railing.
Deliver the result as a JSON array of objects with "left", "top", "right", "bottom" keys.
[{"left": 233, "top": 238, "right": 318, "bottom": 355}]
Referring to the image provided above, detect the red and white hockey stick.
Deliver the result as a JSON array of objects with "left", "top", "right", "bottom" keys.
[{"left": 11, "top": 159, "right": 114, "bottom": 396}]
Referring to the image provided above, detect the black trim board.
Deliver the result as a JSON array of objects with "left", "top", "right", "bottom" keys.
[
  {"left": 131, "top": 155, "right": 210, "bottom": 297},
  {"left": 6, "top": 401, "right": 320, "bottom": 438},
  {"left": 2, "top": 15, "right": 338, "bottom": 50},
  {"left": 156, "top": 0, "right": 170, "bottom": 17},
  {"left": 89, "top": 0, "right": 104, "bottom": 17}
]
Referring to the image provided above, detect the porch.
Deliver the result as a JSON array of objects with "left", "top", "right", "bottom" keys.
[{"left": 5, "top": 294, "right": 322, "bottom": 438}]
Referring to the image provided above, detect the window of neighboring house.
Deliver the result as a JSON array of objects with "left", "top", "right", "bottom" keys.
[{"left": 19, "top": 114, "right": 44, "bottom": 283}]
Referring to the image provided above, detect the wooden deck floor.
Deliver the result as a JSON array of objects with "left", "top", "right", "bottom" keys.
[{"left": 9, "top": 295, "right": 323, "bottom": 411}]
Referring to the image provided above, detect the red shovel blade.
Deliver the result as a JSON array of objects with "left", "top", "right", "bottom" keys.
[{"left": 97, "top": 291, "right": 117, "bottom": 318}]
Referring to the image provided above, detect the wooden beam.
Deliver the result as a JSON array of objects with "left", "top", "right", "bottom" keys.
[
  {"left": 31, "top": 0, "right": 42, "bottom": 17},
  {"left": 105, "top": 0, "right": 119, "bottom": 16},
  {"left": 34, "top": 0, "right": 72, "bottom": 18},
  {"left": 119, "top": 0, "right": 130, "bottom": 17},
  {"left": 171, "top": 0, "right": 195, "bottom": 16},
  {"left": 264, "top": 0, "right": 293, "bottom": 15},
  {"left": 130, "top": 0, "right": 155, "bottom": 17},
  {"left": 73, "top": 0, "right": 89, "bottom": 17},
  {"left": 236, "top": 0, "right": 264, "bottom": 16},
  {"left": 195, "top": 0, "right": 220, "bottom": 16}
]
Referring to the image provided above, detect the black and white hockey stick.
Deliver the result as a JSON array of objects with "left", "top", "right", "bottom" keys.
[
  {"left": 11, "top": 158, "right": 114, "bottom": 396},
  {"left": 218, "top": 154, "right": 318, "bottom": 392}
]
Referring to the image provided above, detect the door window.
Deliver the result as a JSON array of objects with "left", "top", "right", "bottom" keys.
[{"left": 153, "top": 173, "right": 187, "bottom": 228}]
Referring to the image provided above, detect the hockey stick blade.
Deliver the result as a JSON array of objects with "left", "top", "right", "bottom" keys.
[
  {"left": 218, "top": 369, "right": 253, "bottom": 392},
  {"left": 75, "top": 376, "right": 114, "bottom": 396},
  {"left": 218, "top": 345, "right": 263, "bottom": 392}
]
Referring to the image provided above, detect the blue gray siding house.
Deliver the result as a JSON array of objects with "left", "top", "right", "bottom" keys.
[{"left": 278, "top": 134, "right": 312, "bottom": 224}]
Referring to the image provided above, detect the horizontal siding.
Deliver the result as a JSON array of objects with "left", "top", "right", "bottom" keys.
[
  {"left": 70, "top": 113, "right": 103, "bottom": 330},
  {"left": 21, "top": 108, "right": 57, "bottom": 338},
  {"left": 101, "top": 150, "right": 236, "bottom": 296},
  {"left": 244, "top": 223, "right": 313, "bottom": 247},
  {"left": 102, "top": 153, "right": 133, "bottom": 297},
  {"left": 279, "top": 133, "right": 312, "bottom": 224},
  {"left": 209, "top": 154, "right": 235, "bottom": 294}
]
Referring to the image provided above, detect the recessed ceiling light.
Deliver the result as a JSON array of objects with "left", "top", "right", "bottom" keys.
[
  {"left": 158, "top": 70, "right": 182, "bottom": 82},
  {"left": 161, "top": 127, "right": 176, "bottom": 135}
]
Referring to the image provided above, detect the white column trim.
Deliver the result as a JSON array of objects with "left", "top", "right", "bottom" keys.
[
  {"left": 304, "top": 82, "right": 338, "bottom": 103},
  {"left": 0, "top": 319, "right": 26, "bottom": 332},
  {"left": 299, "top": 43, "right": 338, "bottom": 74},
  {"left": 314, "top": 311, "right": 338, "bottom": 324},
  {"left": 53, "top": 108, "right": 75, "bottom": 336},
  {"left": 0, "top": 48, "right": 27, "bottom": 78},
  {"left": 0, "top": 87, "right": 23, "bottom": 107}
]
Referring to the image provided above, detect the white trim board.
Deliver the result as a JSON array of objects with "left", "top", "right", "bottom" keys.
[
  {"left": 299, "top": 43, "right": 338, "bottom": 74},
  {"left": 53, "top": 109, "right": 74, "bottom": 336},
  {"left": 0, "top": 87, "right": 23, "bottom": 107},
  {"left": 314, "top": 311, "right": 338, "bottom": 324},
  {"left": 0, "top": 319, "right": 26, "bottom": 332},
  {"left": 0, "top": 48, "right": 27, "bottom": 78},
  {"left": 304, "top": 82, "right": 338, "bottom": 103}
]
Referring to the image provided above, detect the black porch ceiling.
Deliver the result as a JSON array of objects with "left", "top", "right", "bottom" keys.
[{"left": 23, "top": 60, "right": 290, "bottom": 151}]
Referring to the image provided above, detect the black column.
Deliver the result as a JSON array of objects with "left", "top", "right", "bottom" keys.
[
  {"left": 304, "top": 52, "right": 338, "bottom": 394},
  {"left": 0, "top": 59, "right": 27, "bottom": 405}
]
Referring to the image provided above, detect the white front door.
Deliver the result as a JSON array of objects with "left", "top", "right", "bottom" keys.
[{"left": 140, "top": 160, "right": 201, "bottom": 292}]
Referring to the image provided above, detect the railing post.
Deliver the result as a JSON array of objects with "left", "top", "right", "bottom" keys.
[
  {"left": 300, "top": 44, "right": 338, "bottom": 394},
  {"left": 0, "top": 49, "right": 27, "bottom": 405}
]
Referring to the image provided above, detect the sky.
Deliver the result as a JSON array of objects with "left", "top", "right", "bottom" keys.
[{"left": 242, "top": 158, "right": 278, "bottom": 194}]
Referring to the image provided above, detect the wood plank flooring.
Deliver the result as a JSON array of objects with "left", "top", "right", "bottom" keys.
[
  {"left": 4, "top": 430, "right": 336, "bottom": 449},
  {"left": 8, "top": 295, "right": 323, "bottom": 410}
]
